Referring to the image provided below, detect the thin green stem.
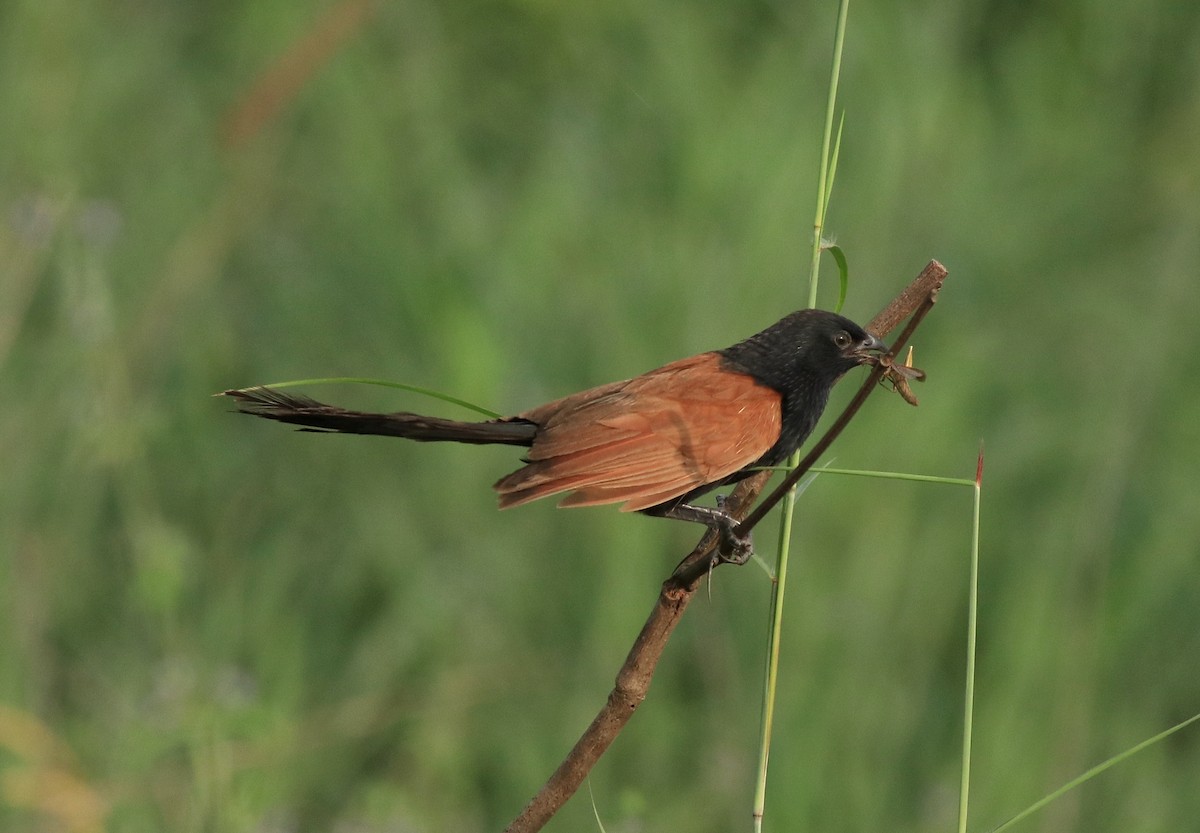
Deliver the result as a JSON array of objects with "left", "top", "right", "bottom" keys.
[
  {"left": 987, "top": 710, "right": 1200, "bottom": 833},
  {"left": 752, "top": 495, "right": 795, "bottom": 833},
  {"left": 958, "top": 475, "right": 982, "bottom": 833},
  {"left": 233, "top": 376, "right": 501, "bottom": 418},
  {"left": 816, "top": 467, "right": 977, "bottom": 487},
  {"left": 807, "top": 0, "right": 851, "bottom": 310},
  {"left": 755, "top": 1, "right": 851, "bottom": 829}
]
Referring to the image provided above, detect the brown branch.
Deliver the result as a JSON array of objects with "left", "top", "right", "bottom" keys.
[{"left": 504, "top": 261, "right": 947, "bottom": 833}]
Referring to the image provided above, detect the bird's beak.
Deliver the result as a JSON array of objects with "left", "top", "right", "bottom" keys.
[{"left": 849, "top": 332, "right": 889, "bottom": 364}]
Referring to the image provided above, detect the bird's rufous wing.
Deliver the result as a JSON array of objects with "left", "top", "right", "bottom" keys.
[{"left": 493, "top": 353, "right": 781, "bottom": 512}]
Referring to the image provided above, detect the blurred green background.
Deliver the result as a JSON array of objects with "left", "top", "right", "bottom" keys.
[{"left": 3, "top": 0, "right": 1199, "bottom": 831}]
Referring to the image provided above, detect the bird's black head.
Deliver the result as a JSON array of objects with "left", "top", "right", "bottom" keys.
[
  {"left": 718, "top": 309, "right": 887, "bottom": 464},
  {"left": 719, "top": 309, "right": 886, "bottom": 393}
]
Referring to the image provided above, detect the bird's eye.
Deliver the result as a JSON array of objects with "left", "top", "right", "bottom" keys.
[{"left": 833, "top": 331, "right": 852, "bottom": 349}]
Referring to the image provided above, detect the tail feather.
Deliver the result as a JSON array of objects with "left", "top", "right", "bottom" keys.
[{"left": 223, "top": 387, "right": 536, "bottom": 446}]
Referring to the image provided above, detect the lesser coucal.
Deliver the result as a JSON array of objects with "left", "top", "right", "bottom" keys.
[{"left": 225, "top": 309, "right": 886, "bottom": 559}]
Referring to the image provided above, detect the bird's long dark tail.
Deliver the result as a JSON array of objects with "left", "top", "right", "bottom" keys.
[{"left": 223, "top": 387, "right": 537, "bottom": 446}]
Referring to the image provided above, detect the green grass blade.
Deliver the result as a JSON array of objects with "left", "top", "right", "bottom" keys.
[
  {"left": 825, "top": 244, "right": 849, "bottom": 314},
  {"left": 751, "top": 468, "right": 823, "bottom": 830},
  {"left": 239, "top": 376, "right": 501, "bottom": 418},
  {"left": 806, "top": 0, "right": 851, "bottom": 310},
  {"left": 958, "top": 457, "right": 983, "bottom": 833},
  {"left": 987, "top": 710, "right": 1200, "bottom": 833},
  {"left": 752, "top": 491, "right": 795, "bottom": 833},
  {"left": 586, "top": 778, "right": 609, "bottom": 833},
  {"left": 761, "top": 0, "right": 851, "bottom": 827},
  {"left": 807, "top": 466, "right": 977, "bottom": 487},
  {"left": 823, "top": 111, "right": 846, "bottom": 211}
]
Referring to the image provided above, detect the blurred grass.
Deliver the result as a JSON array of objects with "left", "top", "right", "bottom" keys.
[{"left": 2, "top": 1, "right": 1199, "bottom": 831}]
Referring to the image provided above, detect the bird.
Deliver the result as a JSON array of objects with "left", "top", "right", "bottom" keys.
[{"left": 224, "top": 309, "right": 887, "bottom": 560}]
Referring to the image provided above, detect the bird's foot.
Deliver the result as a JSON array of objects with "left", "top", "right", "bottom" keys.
[
  {"left": 649, "top": 499, "right": 754, "bottom": 565},
  {"left": 712, "top": 495, "right": 753, "bottom": 564},
  {"left": 715, "top": 524, "right": 754, "bottom": 565}
]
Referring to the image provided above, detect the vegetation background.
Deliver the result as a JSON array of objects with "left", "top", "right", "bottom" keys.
[{"left": 2, "top": 1, "right": 1198, "bottom": 831}]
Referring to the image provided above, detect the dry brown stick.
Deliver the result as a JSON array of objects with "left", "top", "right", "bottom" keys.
[
  {"left": 504, "top": 260, "right": 947, "bottom": 833},
  {"left": 502, "top": 473, "right": 769, "bottom": 833},
  {"left": 869, "top": 259, "right": 946, "bottom": 336}
]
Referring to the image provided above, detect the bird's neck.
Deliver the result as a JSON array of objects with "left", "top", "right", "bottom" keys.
[{"left": 718, "top": 349, "right": 832, "bottom": 467}]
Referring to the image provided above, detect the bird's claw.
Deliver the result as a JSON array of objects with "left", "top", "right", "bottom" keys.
[
  {"left": 708, "top": 494, "right": 753, "bottom": 564},
  {"left": 715, "top": 521, "right": 753, "bottom": 565}
]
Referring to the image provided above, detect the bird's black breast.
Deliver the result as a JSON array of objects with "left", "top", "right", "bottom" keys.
[{"left": 754, "top": 383, "right": 830, "bottom": 467}]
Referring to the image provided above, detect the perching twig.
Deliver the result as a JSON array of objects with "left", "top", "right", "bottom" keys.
[{"left": 504, "top": 261, "right": 947, "bottom": 833}]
